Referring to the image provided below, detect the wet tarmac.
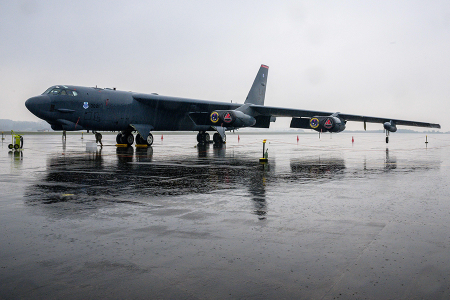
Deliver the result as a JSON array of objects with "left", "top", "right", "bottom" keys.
[{"left": 1, "top": 132, "right": 450, "bottom": 299}]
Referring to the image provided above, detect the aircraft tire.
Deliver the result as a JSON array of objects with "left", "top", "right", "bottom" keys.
[
  {"left": 125, "top": 133, "right": 134, "bottom": 146},
  {"left": 197, "top": 132, "right": 210, "bottom": 144},
  {"left": 213, "top": 133, "right": 224, "bottom": 144},
  {"left": 386, "top": 136, "right": 389, "bottom": 144},
  {"left": 136, "top": 134, "right": 146, "bottom": 145},
  {"left": 197, "top": 132, "right": 203, "bottom": 143},
  {"left": 116, "top": 133, "right": 122, "bottom": 144},
  {"left": 147, "top": 133, "right": 154, "bottom": 146}
]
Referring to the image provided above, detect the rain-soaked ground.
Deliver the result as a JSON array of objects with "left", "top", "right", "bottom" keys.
[{"left": 1, "top": 131, "right": 450, "bottom": 299}]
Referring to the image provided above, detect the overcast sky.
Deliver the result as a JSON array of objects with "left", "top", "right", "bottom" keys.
[{"left": 1, "top": 0, "right": 449, "bottom": 131}]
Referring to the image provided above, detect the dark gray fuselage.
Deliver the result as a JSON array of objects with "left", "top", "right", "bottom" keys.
[{"left": 26, "top": 85, "right": 241, "bottom": 132}]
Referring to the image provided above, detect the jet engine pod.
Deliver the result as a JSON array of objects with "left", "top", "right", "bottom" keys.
[
  {"left": 307, "top": 116, "right": 346, "bottom": 133},
  {"left": 210, "top": 110, "right": 256, "bottom": 127},
  {"left": 383, "top": 121, "right": 397, "bottom": 132}
]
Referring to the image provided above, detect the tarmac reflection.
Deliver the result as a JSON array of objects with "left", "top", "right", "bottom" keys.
[
  {"left": 24, "top": 146, "right": 274, "bottom": 220},
  {"left": 290, "top": 158, "right": 346, "bottom": 182}
]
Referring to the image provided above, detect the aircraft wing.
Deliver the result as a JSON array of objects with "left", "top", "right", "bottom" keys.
[
  {"left": 132, "top": 93, "right": 240, "bottom": 111},
  {"left": 250, "top": 105, "right": 441, "bottom": 129}
]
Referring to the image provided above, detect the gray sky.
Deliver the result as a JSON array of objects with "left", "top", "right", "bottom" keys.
[{"left": 1, "top": 0, "right": 449, "bottom": 131}]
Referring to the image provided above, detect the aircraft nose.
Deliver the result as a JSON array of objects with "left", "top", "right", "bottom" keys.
[{"left": 25, "top": 95, "right": 51, "bottom": 118}]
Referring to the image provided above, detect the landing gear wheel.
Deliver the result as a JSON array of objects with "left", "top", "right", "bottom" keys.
[
  {"left": 213, "top": 133, "right": 225, "bottom": 144},
  {"left": 386, "top": 136, "right": 389, "bottom": 144},
  {"left": 116, "top": 133, "right": 123, "bottom": 144},
  {"left": 147, "top": 133, "right": 154, "bottom": 146},
  {"left": 125, "top": 133, "right": 134, "bottom": 146},
  {"left": 197, "top": 131, "right": 210, "bottom": 144},
  {"left": 116, "top": 132, "right": 134, "bottom": 146},
  {"left": 136, "top": 133, "right": 146, "bottom": 145}
]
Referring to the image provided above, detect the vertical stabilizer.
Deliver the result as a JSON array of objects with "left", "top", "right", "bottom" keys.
[{"left": 244, "top": 64, "right": 269, "bottom": 106}]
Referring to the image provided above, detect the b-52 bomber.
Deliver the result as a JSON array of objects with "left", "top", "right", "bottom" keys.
[{"left": 25, "top": 64, "right": 440, "bottom": 145}]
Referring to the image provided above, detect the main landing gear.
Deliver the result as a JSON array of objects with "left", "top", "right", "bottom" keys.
[
  {"left": 197, "top": 131, "right": 210, "bottom": 144},
  {"left": 213, "top": 132, "right": 225, "bottom": 144},
  {"left": 197, "top": 131, "right": 225, "bottom": 145},
  {"left": 385, "top": 130, "right": 389, "bottom": 144},
  {"left": 136, "top": 133, "right": 153, "bottom": 146},
  {"left": 116, "top": 131, "right": 153, "bottom": 146}
]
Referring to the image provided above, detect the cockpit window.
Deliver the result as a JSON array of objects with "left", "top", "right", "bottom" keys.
[
  {"left": 50, "top": 88, "right": 61, "bottom": 95},
  {"left": 43, "top": 86, "right": 78, "bottom": 96},
  {"left": 43, "top": 87, "right": 53, "bottom": 94}
]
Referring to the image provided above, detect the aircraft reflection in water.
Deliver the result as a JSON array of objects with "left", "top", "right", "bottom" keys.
[
  {"left": 23, "top": 144, "right": 440, "bottom": 219},
  {"left": 290, "top": 158, "right": 346, "bottom": 182},
  {"left": 24, "top": 145, "right": 271, "bottom": 219},
  {"left": 385, "top": 148, "right": 397, "bottom": 171}
]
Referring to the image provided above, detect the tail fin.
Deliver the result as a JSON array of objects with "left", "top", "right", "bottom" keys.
[{"left": 244, "top": 64, "right": 269, "bottom": 106}]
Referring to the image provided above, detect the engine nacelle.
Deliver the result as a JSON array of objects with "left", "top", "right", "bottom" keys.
[
  {"left": 210, "top": 110, "right": 256, "bottom": 127},
  {"left": 383, "top": 121, "right": 397, "bottom": 132},
  {"left": 291, "top": 115, "right": 346, "bottom": 133}
]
